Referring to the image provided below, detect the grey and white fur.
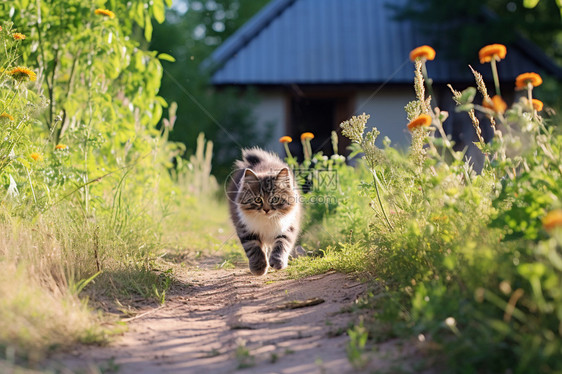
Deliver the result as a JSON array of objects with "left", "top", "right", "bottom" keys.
[{"left": 227, "top": 148, "right": 302, "bottom": 275}]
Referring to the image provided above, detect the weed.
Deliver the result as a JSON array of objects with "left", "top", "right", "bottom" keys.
[
  {"left": 270, "top": 352, "right": 278, "bottom": 363},
  {"left": 99, "top": 358, "right": 120, "bottom": 374},
  {"left": 234, "top": 339, "right": 254, "bottom": 369},
  {"left": 327, "top": 327, "right": 346, "bottom": 338},
  {"left": 346, "top": 320, "right": 369, "bottom": 370},
  {"left": 205, "top": 348, "right": 221, "bottom": 358}
]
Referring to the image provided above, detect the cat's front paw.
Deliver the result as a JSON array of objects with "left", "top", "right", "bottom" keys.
[
  {"left": 269, "top": 255, "right": 288, "bottom": 270},
  {"left": 249, "top": 256, "right": 269, "bottom": 276}
]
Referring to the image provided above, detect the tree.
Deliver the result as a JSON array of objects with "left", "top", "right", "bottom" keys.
[
  {"left": 150, "top": 0, "right": 270, "bottom": 180},
  {"left": 392, "top": 0, "right": 562, "bottom": 63}
]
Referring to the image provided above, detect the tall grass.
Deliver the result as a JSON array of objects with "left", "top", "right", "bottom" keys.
[
  {"left": 0, "top": 130, "right": 222, "bottom": 367},
  {"left": 0, "top": 213, "right": 104, "bottom": 364}
]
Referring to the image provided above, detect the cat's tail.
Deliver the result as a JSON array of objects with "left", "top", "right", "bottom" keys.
[{"left": 235, "top": 147, "right": 282, "bottom": 169}]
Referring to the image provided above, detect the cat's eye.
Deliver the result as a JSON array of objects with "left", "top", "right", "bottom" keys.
[
  {"left": 270, "top": 196, "right": 280, "bottom": 204},
  {"left": 254, "top": 196, "right": 263, "bottom": 205}
]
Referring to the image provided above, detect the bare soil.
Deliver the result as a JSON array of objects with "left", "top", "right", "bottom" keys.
[{"left": 52, "top": 263, "right": 422, "bottom": 374}]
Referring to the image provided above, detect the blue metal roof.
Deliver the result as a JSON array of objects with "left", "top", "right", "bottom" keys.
[{"left": 205, "top": 0, "right": 562, "bottom": 85}]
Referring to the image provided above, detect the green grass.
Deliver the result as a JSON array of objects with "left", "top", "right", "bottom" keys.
[{"left": 289, "top": 241, "right": 370, "bottom": 277}]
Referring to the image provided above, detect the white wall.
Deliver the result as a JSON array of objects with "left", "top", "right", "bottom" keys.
[
  {"left": 252, "top": 91, "right": 286, "bottom": 154},
  {"left": 353, "top": 87, "right": 415, "bottom": 149},
  {"left": 250, "top": 87, "right": 416, "bottom": 154}
]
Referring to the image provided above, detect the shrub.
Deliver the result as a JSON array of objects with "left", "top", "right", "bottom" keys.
[{"left": 298, "top": 44, "right": 562, "bottom": 372}]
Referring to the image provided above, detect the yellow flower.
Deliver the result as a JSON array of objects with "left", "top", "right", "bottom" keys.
[
  {"left": 55, "top": 144, "right": 68, "bottom": 150},
  {"left": 300, "top": 132, "right": 314, "bottom": 141},
  {"left": 279, "top": 136, "right": 292, "bottom": 143},
  {"left": 95, "top": 9, "right": 116, "bottom": 19},
  {"left": 409, "top": 45, "right": 436, "bottom": 62},
  {"left": 9, "top": 66, "right": 37, "bottom": 82},
  {"left": 543, "top": 209, "right": 562, "bottom": 231},
  {"left": 30, "top": 152, "right": 43, "bottom": 161},
  {"left": 532, "top": 99, "right": 544, "bottom": 111},
  {"left": 12, "top": 33, "right": 26, "bottom": 40},
  {"left": 515, "top": 72, "right": 542, "bottom": 89},
  {"left": 483, "top": 95, "right": 507, "bottom": 114},
  {"left": 478, "top": 44, "right": 507, "bottom": 64},
  {"left": 407, "top": 114, "right": 432, "bottom": 131},
  {"left": 0, "top": 112, "right": 14, "bottom": 121}
]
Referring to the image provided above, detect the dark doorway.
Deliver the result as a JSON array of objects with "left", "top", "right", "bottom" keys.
[{"left": 287, "top": 94, "right": 352, "bottom": 159}]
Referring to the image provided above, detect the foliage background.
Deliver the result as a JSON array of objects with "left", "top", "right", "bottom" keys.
[{"left": 150, "top": 0, "right": 270, "bottom": 180}]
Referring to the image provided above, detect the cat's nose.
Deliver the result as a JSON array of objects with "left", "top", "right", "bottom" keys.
[{"left": 263, "top": 208, "right": 270, "bottom": 213}]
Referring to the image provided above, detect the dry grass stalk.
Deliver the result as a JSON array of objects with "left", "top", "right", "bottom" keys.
[
  {"left": 469, "top": 65, "right": 501, "bottom": 137},
  {"left": 414, "top": 60, "right": 429, "bottom": 113},
  {"left": 448, "top": 84, "right": 485, "bottom": 145}
]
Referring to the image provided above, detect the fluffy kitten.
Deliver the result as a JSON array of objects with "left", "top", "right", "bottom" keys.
[{"left": 227, "top": 148, "right": 301, "bottom": 276}]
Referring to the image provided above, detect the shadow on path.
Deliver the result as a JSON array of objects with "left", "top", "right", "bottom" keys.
[{"left": 54, "top": 266, "right": 375, "bottom": 374}]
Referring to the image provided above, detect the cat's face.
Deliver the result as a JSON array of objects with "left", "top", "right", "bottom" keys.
[{"left": 237, "top": 168, "right": 295, "bottom": 217}]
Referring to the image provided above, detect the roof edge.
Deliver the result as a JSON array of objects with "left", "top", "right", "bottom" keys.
[{"left": 201, "top": 0, "right": 297, "bottom": 71}]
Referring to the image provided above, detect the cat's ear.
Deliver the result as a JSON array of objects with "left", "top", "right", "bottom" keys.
[
  {"left": 276, "top": 167, "right": 290, "bottom": 179},
  {"left": 276, "top": 167, "right": 291, "bottom": 186},
  {"left": 243, "top": 168, "right": 259, "bottom": 185}
]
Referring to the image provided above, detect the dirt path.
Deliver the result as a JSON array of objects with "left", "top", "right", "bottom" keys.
[{"left": 56, "top": 267, "right": 375, "bottom": 374}]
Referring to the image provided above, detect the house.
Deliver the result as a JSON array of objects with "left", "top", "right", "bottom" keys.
[{"left": 204, "top": 0, "right": 562, "bottom": 159}]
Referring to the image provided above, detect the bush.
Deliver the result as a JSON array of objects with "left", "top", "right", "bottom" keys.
[{"left": 297, "top": 46, "right": 562, "bottom": 372}]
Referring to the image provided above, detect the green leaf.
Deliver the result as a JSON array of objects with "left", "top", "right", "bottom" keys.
[
  {"left": 144, "top": 13, "right": 153, "bottom": 41},
  {"left": 157, "top": 53, "right": 176, "bottom": 62},
  {"left": 456, "top": 104, "right": 474, "bottom": 112},
  {"left": 134, "top": 2, "right": 145, "bottom": 27},
  {"left": 164, "top": 0, "right": 173, "bottom": 6},
  {"left": 458, "top": 87, "right": 476, "bottom": 105},
  {"left": 71, "top": 271, "right": 102, "bottom": 295},
  {"left": 152, "top": 0, "right": 166, "bottom": 24},
  {"left": 523, "top": 0, "right": 540, "bottom": 8},
  {"left": 518, "top": 263, "right": 547, "bottom": 278}
]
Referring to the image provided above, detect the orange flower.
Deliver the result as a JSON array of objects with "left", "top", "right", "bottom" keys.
[
  {"left": 12, "top": 33, "right": 26, "bottom": 40},
  {"left": 532, "top": 99, "right": 544, "bottom": 111},
  {"left": 409, "top": 45, "right": 436, "bottom": 62},
  {"left": 478, "top": 44, "right": 507, "bottom": 64},
  {"left": 515, "top": 72, "right": 542, "bottom": 89},
  {"left": 300, "top": 132, "right": 314, "bottom": 141},
  {"left": 0, "top": 112, "right": 14, "bottom": 121},
  {"left": 543, "top": 209, "right": 562, "bottom": 231},
  {"left": 9, "top": 66, "right": 37, "bottom": 82},
  {"left": 55, "top": 144, "right": 68, "bottom": 150},
  {"left": 407, "top": 114, "right": 432, "bottom": 131},
  {"left": 483, "top": 95, "right": 507, "bottom": 114},
  {"left": 30, "top": 152, "right": 43, "bottom": 161},
  {"left": 94, "top": 9, "right": 116, "bottom": 19},
  {"left": 279, "top": 136, "right": 292, "bottom": 143}
]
